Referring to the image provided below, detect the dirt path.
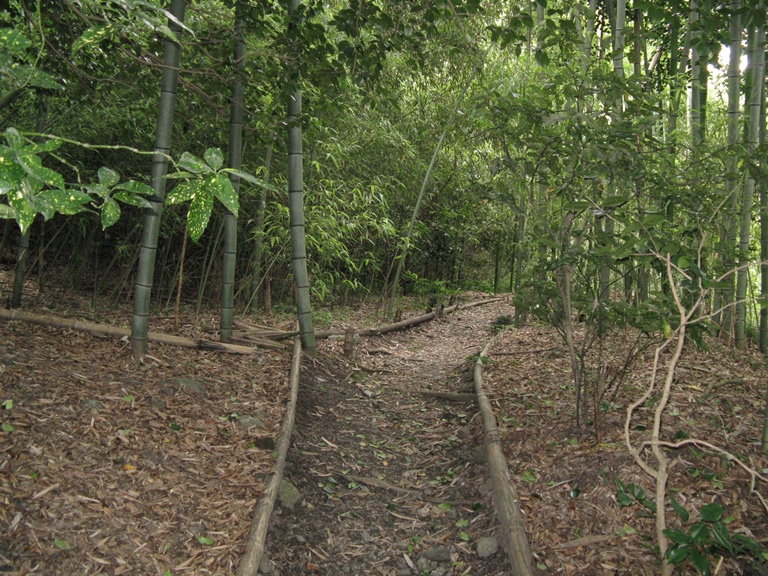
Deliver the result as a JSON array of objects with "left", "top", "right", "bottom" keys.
[{"left": 262, "top": 298, "right": 516, "bottom": 576}]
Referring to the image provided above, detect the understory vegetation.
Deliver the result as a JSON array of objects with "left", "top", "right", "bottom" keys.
[{"left": 2, "top": 0, "right": 768, "bottom": 574}]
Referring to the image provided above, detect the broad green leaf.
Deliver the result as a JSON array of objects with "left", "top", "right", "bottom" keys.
[
  {"left": 0, "top": 28, "right": 32, "bottom": 51},
  {"left": 1, "top": 422, "right": 13, "bottom": 432},
  {"left": 72, "top": 25, "right": 114, "bottom": 55},
  {"left": 455, "top": 518, "right": 469, "bottom": 527},
  {"left": 671, "top": 498, "right": 689, "bottom": 522},
  {"left": 166, "top": 181, "right": 199, "bottom": 205},
  {"left": 8, "top": 186, "right": 37, "bottom": 234},
  {"left": 101, "top": 197, "right": 121, "bottom": 229},
  {"left": 2, "top": 400, "right": 12, "bottom": 409},
  {"left": 176, "top": 152, "right": 210, "bottom": 174},
  {"left": 24, "top": 68, "right": 63, "bottom": 91},
  {"left": 37, "top": 189, "right": 91, "bottom": 218},
  {"left": 197, "top": 535, "right": 214, "bottom": 546},
  {"left": 460, "top": 531, "right": 469, "bottom": 541},
  {"left": 437, "top": 502, "right": 452, "bottom": 511},
  {"left": 16, "top": 154, "right": 64, "bottom": 189},
  {"left": 212, "top": 174, "right": 238, "bottom": 216},
  {"left": 4, "top": 128, "right": 24, "bottom": 150},
  {"left": 699, "top": 502, "right": 723, "bottom": 522},
  {"left": 711, "top": 521, "right": 732, "bottom": 553},
  {"left": 25, "top": 139, "right": 61, "bottom": 155},
  {"left": 689, "top": 522, "right": 709, "bottom": 543},
  {"left": 688, "top": 549, "right": 710, "bottom": 575},
  {"left": 203, "top": 147, "right": 224, "bottom": 171},
  {"left": 115, "top": 180, "right": 154, "bottom": 196},
  {"left": 113, "top": 191, "right": 152, "bottom": 209},
  {"left": 98, "top": 167, "right": 120, "bottom": 188},
  {"left": 628, "top": 484, "right": 646, "bottom": 501},
  {"left": 0, "top": 204, "right": 13, "bottom": 218},
  {"left": 187, "top": 185, "right": 214, "bottom": 242},
  {"left": 663, "top": 528, "right": 693, "bottom": 545},
  {"left": 666, "top": 545, "right": 688, "bottom": 564}
]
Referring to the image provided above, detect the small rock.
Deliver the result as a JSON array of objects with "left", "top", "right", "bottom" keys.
[
  {"left": 278, "top": 479, "right": 302, "bottom": 510},
  {"left": 476, "top": 536, "right": 499, "bottom": 558},
  {"left": 150, "top": 396, "right": 166, "bottom": 411},
  {"left": 295, "top": 535, "right": 306, "bottom": 544},
  {"left": 258, "top": 555, "right": 275, "bottom": 574},
  {"left": 431, "top": 568, "right": 448, "bottom": 576},
  {"left": 237, "top": 415, "right": 264, "bottom": 429},
  {"left": 175, "top": 377, "right": 206, "bottom": 397},
  {"left": 82, "top": 399, "right": 105, "bottom": 410},
  {"left": 420, "top": 546, "right": 451, "bottom": 563}
]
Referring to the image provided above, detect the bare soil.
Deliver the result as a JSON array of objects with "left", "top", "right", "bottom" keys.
[{"left": 1, "top": 276, "right": 768, "bottom": 576}]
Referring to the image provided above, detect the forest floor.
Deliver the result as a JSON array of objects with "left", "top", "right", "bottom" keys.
[{"left": 1, "top": 274, "right": 768, "bottom": 575}]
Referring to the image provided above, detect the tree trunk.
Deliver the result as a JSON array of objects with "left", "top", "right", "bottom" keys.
[
  {"left": 287, "top": 0, "right": 316, "bottom": 354},
  {"left": 736, "top": 25, "right": 765, "bottom": 349},
  {"left": 130, "top": 0, "right": 186, "bottom": 358},
  {"left": 760, "top": 41, "right": 767, "bottom": 355},
  {"left": 10, "top": 227, "right": 30, "bottom": 309},
  {"left": 221, "top": 0, "right": 246, "bottom": 342},
  {"left": 250, "top": 144, "right": 272, "bottom": 313},
  {"left": 720, "top": 1, "right": 742, "bottom": 343}
]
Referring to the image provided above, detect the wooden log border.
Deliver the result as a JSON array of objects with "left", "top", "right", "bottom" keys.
[
  {"left": 474, "top": 334, "right": 534, "bottom": 575},
  {"left": 236, "top": 336, "right": 302, "bottom": 576}
]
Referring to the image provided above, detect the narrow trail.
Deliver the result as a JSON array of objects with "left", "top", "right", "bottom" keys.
[{"left": 262, "top": 298, "right": 517, "bottom": 576}]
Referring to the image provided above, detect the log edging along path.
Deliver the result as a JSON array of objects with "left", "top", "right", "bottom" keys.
[
  {"left": 236, "top": 335, "right": 302, "bottom": 576},
  {"left": 234, "top": 296, "right": 535, "bottom": 576},
  {"left": 474, "top": 334, "right": 534, "bottom": 576}
]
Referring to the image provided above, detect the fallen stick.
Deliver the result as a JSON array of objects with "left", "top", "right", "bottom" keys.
[
  {"left": 0, "top": 309, "right": 268, "bottom": 354},
  {"left": 236, "top": 337, "right": 302, "bottom": 576},
  {"left": 419, "top": 391, "right": 476, "bottom": 402}
]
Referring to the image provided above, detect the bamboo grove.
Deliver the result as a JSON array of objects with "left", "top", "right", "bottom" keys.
[{"left": 1, "top": 0, "right": 768, "bottom": 356}]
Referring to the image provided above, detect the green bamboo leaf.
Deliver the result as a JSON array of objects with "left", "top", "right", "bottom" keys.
[
  {"left": 212, "top": 174, "right": 238, "bottom": 216},
  {"left": 699, "top": 503, "right": 723, "bottom": 522},
  {"left": 203, "top": 148, "right": 224, "bottom": 171},
  {"left": 101, "top": 197, "right": 121, "bottom": 229},
  {"left": 176, "top": 152, "right": 210, "bottom": 174},
  {"left": 562, "top": 200, "right": 591, "bottom": 211},
  {"left": 642, "top": 214, "right": 666, "bottom": 228},
  {"left": 187, "top": 186, "right": 214, "bottom": 242},
  {"left": 224, "top": 169, "right": 280, "bottom": 192},
  {"left": 602, "top": 195, "right": 629, "bottom": 208},
  {"left": 98, "top": 167, "right": 120, "bottom": 188}
]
